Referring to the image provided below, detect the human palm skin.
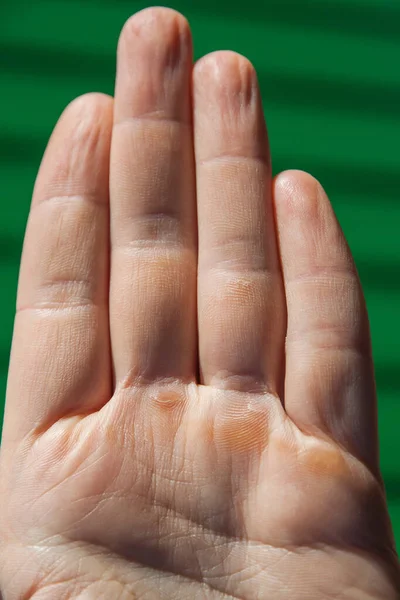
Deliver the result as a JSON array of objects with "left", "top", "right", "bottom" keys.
[{"left": 0, "top": 8, "right": 399, "bottom": 599}]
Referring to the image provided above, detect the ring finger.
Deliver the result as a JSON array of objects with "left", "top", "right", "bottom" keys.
[{"left": 194, "top": 52, "right": 286, "bottom": 395}]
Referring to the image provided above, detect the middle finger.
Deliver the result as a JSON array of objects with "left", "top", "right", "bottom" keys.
[{"left": 110, "top": 8, "right": 197, "bottom": 388}]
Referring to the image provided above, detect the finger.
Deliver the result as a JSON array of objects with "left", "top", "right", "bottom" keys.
[
  {"left": 110, "top": 8, "right": 197, "bottom": 389},
  {"left": 274, "top": 170, "right": 378, "bottom": 472},
  {"left": 3, "top": 94, "right": 113, "bottom": 445},
  {"left": 194, "top": 52, "right": 286, "bottom": 394}
]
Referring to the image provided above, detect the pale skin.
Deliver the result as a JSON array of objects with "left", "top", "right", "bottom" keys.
[{"left": 0, "top": 7, "right": 399, "bottom": 600}]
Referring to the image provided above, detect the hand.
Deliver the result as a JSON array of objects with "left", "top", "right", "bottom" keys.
[{"left": 0, "top": 7, "right": 399, "bottom": 599}]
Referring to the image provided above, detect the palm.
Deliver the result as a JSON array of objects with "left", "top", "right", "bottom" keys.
[
  {"left": 0, "top": 7, "right": 398, "bottom": 600},
  {"left": 0, "top": 383, "right": 396, "bottom": 598}
]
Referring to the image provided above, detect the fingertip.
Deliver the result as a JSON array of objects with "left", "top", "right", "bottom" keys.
[
  {"left": 274, "top": 168, "right": 323, "bottom": 199},
  {"left": 61, "top": 92, "right": 114, "bottom": 127},
  {"left": 273, "top": 169, "right": 328, "bottom": 224},
  {"left": 33, "top": 93, "right": 114, "bottom": 206},
  {"left": 117, "top": 6, "right": 192, "bottom": 65}
]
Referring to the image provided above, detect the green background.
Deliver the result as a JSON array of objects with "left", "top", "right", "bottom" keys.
[{"left": 1, "top": 0, "right": 399, "bottom": 547}]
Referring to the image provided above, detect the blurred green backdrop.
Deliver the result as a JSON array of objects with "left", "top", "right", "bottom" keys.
[{"left": 1, "top": 0, "right": 399, "bottom": 546}]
